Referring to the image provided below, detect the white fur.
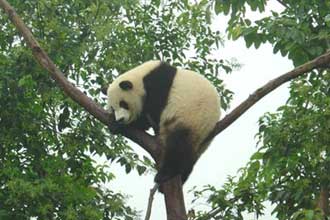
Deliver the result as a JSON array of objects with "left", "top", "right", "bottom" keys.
[{"left": 114, "top": 108, "right": 130, "bottom": 122}]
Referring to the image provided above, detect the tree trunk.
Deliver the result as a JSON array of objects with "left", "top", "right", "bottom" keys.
[{"left": 163, "top": 176, "right": 187, "bottom": 220}]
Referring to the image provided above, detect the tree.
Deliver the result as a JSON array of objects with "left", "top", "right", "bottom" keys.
[
  {"left": 190, "top": 1, "right": 330, "bottom": 219},
  {"left": 0, "top": 0, "right": 330, "bottom": 220}
]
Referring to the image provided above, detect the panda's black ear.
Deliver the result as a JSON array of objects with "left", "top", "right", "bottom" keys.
[{"left": 119, "top": 81, "right": 133, "bottom": 90}]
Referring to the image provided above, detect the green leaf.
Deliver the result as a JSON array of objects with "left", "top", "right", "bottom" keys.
[
  {"left": 250, "top": 152, "right": 263, "bottom": 160},
  {"left": 305, "top": 210, "right": 314, "bottom": 220},
  {"left": 137, "top": 165, "right": 147, "bottom": 175},
  {"left": 125, "top": 164, "right": 132, "bottom": 174}
]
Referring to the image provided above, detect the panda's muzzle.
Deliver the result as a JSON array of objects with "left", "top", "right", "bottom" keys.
[
  {"left": 114, "top": 112, "right": 125, "bottom": 124},
  {"left": 113, "top": 108, "right": 130, "bottom": 124}
]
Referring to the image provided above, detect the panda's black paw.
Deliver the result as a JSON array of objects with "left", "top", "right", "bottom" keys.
[
  {"left": 154, "top": 173, "right": 168, "bottom": 194},
  {"left": 108, "top": 122, "right": 125, "bottom": 135},
  {"left": 154, "top": 172, "right": 173, "bottom": 184},
  {"left": 155, "top": 172, "right": 182, "bottom": 193}
]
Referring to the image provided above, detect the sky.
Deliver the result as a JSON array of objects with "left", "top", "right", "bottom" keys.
[{"left": 104, "top": 2, "right": 294, "bottom": 220}]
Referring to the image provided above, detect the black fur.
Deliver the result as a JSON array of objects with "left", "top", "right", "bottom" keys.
[
  {"left": 119, "top": 100, "right": 129, "bottom": 110},
  {"left": 119, "top": 80, "right": 133, "bottom": 90},
  {"left": 130, "top": 62, "right": 176, "bottom": 133},
  {"left": 154, "top": 127, "right": 195, "bottom": 184},
  {"left": 142, "top": 62, "right": 177, "bottom": 133}
]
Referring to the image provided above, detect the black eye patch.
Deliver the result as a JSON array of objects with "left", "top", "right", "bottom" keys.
[
  {"left": 119, "top": 81, "right": 133, "bottom": 90},
  {"left": 119, "top": 100, "right": 129, "bottom": 110}
]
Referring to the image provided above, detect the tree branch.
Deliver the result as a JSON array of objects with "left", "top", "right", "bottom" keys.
[
  {"left": 0, "top": 0, "right": 159, "bottom": 160},
  {"left": 144, "top": 184, "right": 159, "bottom": 220},
  {"left": 204, "top": 51, "right": 330, "bottom": 143},
  {"left": 163, "top": 176, "right": 187, "bottom": 220}
]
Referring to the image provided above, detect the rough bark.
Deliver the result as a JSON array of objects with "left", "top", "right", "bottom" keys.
[{"left": 1, "top": 1, "right": 330, "bottom": 219}]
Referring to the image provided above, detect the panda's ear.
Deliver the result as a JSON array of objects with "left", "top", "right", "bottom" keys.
[{"left": 119, "top": 81, "right": 133, "bottom": 90}]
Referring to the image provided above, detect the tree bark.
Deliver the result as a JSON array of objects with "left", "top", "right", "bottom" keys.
[
  {"left": 1, "top": 1, "right": 330, "bottom": 220},
  {"left": 163, "top": 176, "right": 187, "bottom": 220},
  {"left": 317, "top": 186, "right": 330, "bottom": 216}
]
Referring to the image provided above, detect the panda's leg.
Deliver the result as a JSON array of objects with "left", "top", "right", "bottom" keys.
[
  {"left": 180, "top": 159, "right": 195, "bottom": 184},
  {"left": 154, "top": 127, "right": 195, "bottom": 184}
]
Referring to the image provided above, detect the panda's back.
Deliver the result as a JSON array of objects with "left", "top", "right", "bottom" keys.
[
  {"left": 160, "top": 67, "right": 220, "bottom": 145},
  {"left": 129, "top": 61, "right": 220, "bottom": 142}
]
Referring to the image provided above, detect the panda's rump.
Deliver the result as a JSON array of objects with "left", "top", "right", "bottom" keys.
[{"left": 155, "top": 124, "right": 195, "bottom": 183}]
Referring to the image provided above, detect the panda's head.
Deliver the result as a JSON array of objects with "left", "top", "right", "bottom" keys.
[{"left": 107, "top": 79, "right": 144, "bottom": 125}]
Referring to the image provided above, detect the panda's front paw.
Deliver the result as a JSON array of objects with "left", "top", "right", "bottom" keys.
[
  {"left": 154, "top": 171, "right": 173, "bottom": 184},
  {"left": 108, "top": 122, "right": 125, "bottom": 134}
]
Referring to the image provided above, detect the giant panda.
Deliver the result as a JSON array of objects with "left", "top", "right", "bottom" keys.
[{"left": 107, "top": 60, "right": 220, "bottom": 184}]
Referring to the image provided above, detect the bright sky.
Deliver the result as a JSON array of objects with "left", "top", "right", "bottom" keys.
[{"left": 104, "top": 2, "right": 294, "bottom": 219}]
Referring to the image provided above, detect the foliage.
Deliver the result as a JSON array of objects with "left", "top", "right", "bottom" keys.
[
  {"left": 214, "top": 0, "right": 330, "bottom": 66},
  {"left": 190, "top": 1, "right": 330, "bottom": 220},
  {"left": 0, "top": 0, "right": 232, "bottom": 219}
]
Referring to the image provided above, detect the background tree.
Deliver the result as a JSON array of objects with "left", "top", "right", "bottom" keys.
[{"left": 191, "top": 1, "right": 330, "bottom": 219}]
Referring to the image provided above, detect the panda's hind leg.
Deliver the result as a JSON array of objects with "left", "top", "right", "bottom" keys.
[{"left": 154, "top": 127, "right": 195, "bottom": 184}]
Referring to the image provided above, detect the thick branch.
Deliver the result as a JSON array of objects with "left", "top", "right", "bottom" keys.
[
  {"left": 205, "top": 51, "right": 330, "bottom": 142},
  {"left": 0, "top": 0, "right": 158, "bottom": 159}
]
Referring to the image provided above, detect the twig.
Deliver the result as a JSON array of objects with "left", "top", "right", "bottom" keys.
[{"left": 144, "top": 183, "right": 159, "bottom": 220}]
